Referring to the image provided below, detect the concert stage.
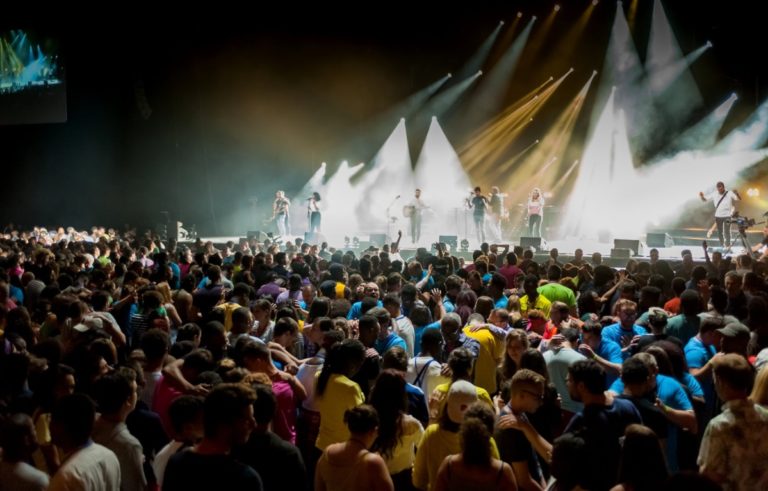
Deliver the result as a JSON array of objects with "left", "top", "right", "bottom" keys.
[{"left": 184, "top": 225, "right": 758, "bottom": 267}]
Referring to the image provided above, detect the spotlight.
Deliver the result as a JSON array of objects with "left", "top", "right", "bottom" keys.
[
  {"left": 592, "top": 0, "right": 599, "bottom": 5},
  {"left": 535, "top": 139, "right": 540, "bottom": 143},
  {"left": 747, "top": 188, "right": 760, "bottom": 198},
  {"left": 432, "top": 115, "right": 438, "bottom": 120},
  {"left": 321, "top": 162, "right": 327, "bottom": 167},
  {"left": 732, "top": 92, "right": 738, "bottom": 100},
  {"left": 549, "top": 76, "right": 554, "bottom": 81},
  {"left": 447, "top": 73, "right": 452, "bottom": 78},
  {"left": 499, "top": 20, "right": 504, "bottom": 25},
  {"left": 477, "top": 70, "right": 483, "bottom": 76},
  {"left": 400, "top": 117, "right": 405, "bottom": 122},
  {"left": 592, "top": 69, "right": 598, "bottom": 75},
  {"left": 532, "top": 15, "right": 537, "bottom": 20},
  {"left": 517, "top": 11, "right": 523, "bottom": 18},
  {"left": 706, "top": 40, "right": 713, "bottom": 48},
  {"left": 554, "top": 4, "right": 561, "bottom": 11},
  {"left": 568, "top": 67, "right": 574, "bottom": 73}
]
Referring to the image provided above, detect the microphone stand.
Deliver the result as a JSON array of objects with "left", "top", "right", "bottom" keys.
[{"left": 386, "top": 195, "right": 400, "bottom": 243}]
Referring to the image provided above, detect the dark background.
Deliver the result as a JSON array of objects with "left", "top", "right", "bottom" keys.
[{"left": 1, "top": 1, "right": 766, "bottom": 235}]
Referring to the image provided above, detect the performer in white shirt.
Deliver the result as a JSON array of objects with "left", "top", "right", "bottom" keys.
[
  {"left": 699, "top": 181, "right": 741, "bottom": 248},
  {"left": 405, "top": 189, "right": 429, "bottom": 244}
]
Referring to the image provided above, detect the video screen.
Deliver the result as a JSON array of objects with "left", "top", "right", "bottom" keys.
[{"left": 0, "top": 29, "right": 66, "bottom": 124}]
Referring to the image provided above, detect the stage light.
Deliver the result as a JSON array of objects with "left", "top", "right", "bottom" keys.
[
  {"left": 477, "top": 70, "right": 483, "bottom": 76},
  {"left": 592, "top": 0, "right": 599, "bottom": 5},
  {"left": 400, "top": 117, "right": 405, "bottom": 122},
  {"left": 554, "top": 5, "right": 561, "bottom": 12},
  {"left": 706, "top": 40, "right": 713, "bottom": 48},
  {"left": 535, "top": 139, "right": 540, "bottom": 143},
  {"left": 532, "top": 16, "right": 537, "bottom": 20},
  {"left": 447, "top": 73, "right": 452, "bottom": 78},
  {"left": 432, "top": 115, "right": 437, "bottom": 120},
  {"left": 732, "top": 92, "right": 738, "bottom": 100},
  {"left": 747, "top": 188, "right": 760, "bottom": 198},
  {"left": 321, "top": 162, "right": 326, "bottom": 167},
  {"left": 592, "top": 70, "right": 598, "bottom": 75},
  {"left": 499, "top": 20, "right": 504, "bottom": 26},
  {"left": 517, "top": 12, "right": 523, "bottom": 18}
]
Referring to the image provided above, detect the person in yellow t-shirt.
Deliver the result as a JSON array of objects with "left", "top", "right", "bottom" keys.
[
  {"left": 414, "top": 381, "right": 500, "bottom": 491},
  {"left": 315, "top": 339, "right": 367, "bottom": 451},
  {"left": 462, "top": 314, "right": 504, "bottom": 395},
  {"left": 428, "top": 349, "right": 494, "bottom": 424},
  {"left": 519, "top": 274, "right": 551, "bottom": 319}
]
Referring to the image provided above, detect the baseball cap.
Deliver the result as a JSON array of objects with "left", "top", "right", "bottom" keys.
[
  {"left": 716, "top": 322, "right": 750, "bottom": 338},
  {"left": 446, "top": 380, "right": 478, "bottom": 424}
]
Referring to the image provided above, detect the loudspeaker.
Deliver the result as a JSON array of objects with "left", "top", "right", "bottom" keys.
[
  {"left": 369, "top": 233, "right": 388, "bottom": 247},
  {"left": 613, "top": 239, "right": 642, "bottom": 256},
  {"left": 611, "top": 248, "right": 632, "bottom": 259},
  {"left": 247, "top": 230, "right": 268, "bottom": 241},
  {"left": 438, "top": 235, "right": 458, "bottom": 250},
  {"left": 646, "top": 232, "right": 674, "bottom": 248},
  {"left": 519, "top": 236, "right": 542, "bottom": 250}
]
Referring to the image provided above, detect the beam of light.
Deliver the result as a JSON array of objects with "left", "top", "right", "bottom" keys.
[
  {"left": 319, "top": 161, "right": 366, "bottom": 243},
  {"left": 353, "top": 119, "right": 414, "bottom": 236},
  {"left": 522, "top": 6, "right": 558, "bottom": 64},
  {"left": 715, "top": 97, "right": 768, "bottom": 153},
  {"left": 560, "top": 91, "right": 768, "bottom": 240},
  {"left": 292, "top": 162, "right": 327, "bottom": 208},
  {"left": 461, "top": 69, "right": 572, "bottom": 175},
  {"left": 659, "top": 92, "right": 737, "bottom": 157},
  {"left": 644, "top": 0, "right": 703, "bottom": 130},
  {"left": 505, "top": 71, "right": 597, "bottom": 202},
  {"left": 549, "top": 159, "right": 581, "bottom": 196},
  {"left": 460, "top": 17, "right": 536, "bottom": 130},
  {"left": 420, "top": 71, "right": 483, "bottom": 120},
  {"left": 413, "top": 117, "right": 473, "bottom": 237},
  {"left": 627, "top": 0, "right": 639, "bottom": 31},
  {"left": 486, "top": 138, "right": 540, "bottom": 180},
  {"left": 452, "top": 21, "right": 505, "bottom": 82}
]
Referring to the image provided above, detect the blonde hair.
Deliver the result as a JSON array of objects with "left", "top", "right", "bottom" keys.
[{"left": 750, "top": 365, "right": 768, "bottom": 405}]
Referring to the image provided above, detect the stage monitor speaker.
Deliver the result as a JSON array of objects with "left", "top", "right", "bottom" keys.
[
  {"left": 247, "top": 230, "right": 268, "bottom": 242},
  {"left": 519, "top": 236, "right": 542, "bottom": 250},
  {"left": 438, "top": 235, "right": 458, "bottom": 251},
  {"left": 369, "top": 233, "right": 388, "bottom": 247},
  {"left": 614, "top": 239, "right": 642, "bottom": 256},
  {"left": 611, "top": 248, "right": 632, "bottom": 259},
  {"left": 646, "top": 232, "right": 674, "bottom": 248}
]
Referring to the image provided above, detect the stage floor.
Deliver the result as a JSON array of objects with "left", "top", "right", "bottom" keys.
[{"left": 183, "top": 231, "right": 751, "bottom": 263}]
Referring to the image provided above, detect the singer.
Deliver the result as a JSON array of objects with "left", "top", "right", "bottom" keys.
[{"left": 307, "top": 192, "right": 322, "bottom": 234}]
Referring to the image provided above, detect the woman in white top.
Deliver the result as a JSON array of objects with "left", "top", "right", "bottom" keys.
[
  {"left": 370, "top": 369, "right": 425, "bottom": 490},
  {"left": 527, "top": 188, "right": 545, "bottom": 238}
]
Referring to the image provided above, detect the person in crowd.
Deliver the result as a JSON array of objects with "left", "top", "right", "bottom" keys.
[
  {"left": 407, "top": 328, "right": 450, "bottom": 397},
  {"left": 698, "top": 353, "right": 768, "bottom": 490},
  {"left": 370, "top": 369, "right": 425, "bottom": 489},
  {"left": 433, "top": 402, "right": 517, "bottom": 491},
  {"left": 49, "top": 394, "right": 121, "bottom": 491},
  {"left": 611, "top": 424, "right": 669, "bottom": 491},
  {"left": 153, "top": 395, "right": 204, "bottom": 488},
  {"left": 234, "top": 384, "right": 308, "bottom": 491},
  {"left": 315, "top": 405, "right": 394, "bottom": 491},
  {"left": 163, "top": 384, "right": 263, "bottom": 490},
  {"left": 0, "top": 413, "right": 50, "bottom": 491}
]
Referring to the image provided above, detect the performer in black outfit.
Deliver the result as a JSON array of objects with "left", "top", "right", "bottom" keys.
[{"left": 308, "top": 192, "right": 322, "bottom": 234}]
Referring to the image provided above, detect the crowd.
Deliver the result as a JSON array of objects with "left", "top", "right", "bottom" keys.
[{"left": 0, "top": 224, "right": 767, "bottom": 491}]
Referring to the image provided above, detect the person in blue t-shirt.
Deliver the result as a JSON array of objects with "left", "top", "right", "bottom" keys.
[
  {"left": 579, "top": 321, "right": 623, "bottom": 389},
  {"left": 685, "top": 315, "right": 723, "bottom": 418},
  {"left": 601, "top": 299, "right": 647, "bottom": 360},
  {"left": 369, "top": 307, "right": 407, "bottom": 356}
]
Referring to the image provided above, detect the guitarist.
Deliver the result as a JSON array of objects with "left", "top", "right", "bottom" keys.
[
  {"left": 272, "top": 190, "right": 292, "bottom": 238},
  {"left": 488, "top": 186, "right": 507, "bottom": 241},
  {"left": 699, "top": 182, "right": 740, "bottom": 248}
]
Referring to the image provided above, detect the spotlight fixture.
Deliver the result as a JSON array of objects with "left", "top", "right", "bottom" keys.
[
  {"left": 532, "top": 15, "right": 537, "bottom": 20},
  {"left": 499, "top": 20, "right": 504, "bottom": 25},
  {"left": 535, "top": 139, "right": 540, "bottom": 143},
  {"left": 477, "top": 70, "right": 483, "bottom": 76},
  {"left": 747, "top": 188, "right": 760, "bottom": 198},
  {"left": 592, "top": 0, "right": 599, "bottom": 5},
  {"left": 321, "top": 162, "right": 327, "bottom": 167},
  {"left": 592, "top": 69, "right": 598, "bottom": 75},
  {"left": 706, "top": 40, "right": 713, "bottom": 48},
  {"left": 554, "top": 4, "right": 561, "bottom": 11},
  {"left": 447, "top": 73, "right": 452, "bottom": 78},
  {"left": 517, "top": 12, "right": 523, "bottom": 18}
]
